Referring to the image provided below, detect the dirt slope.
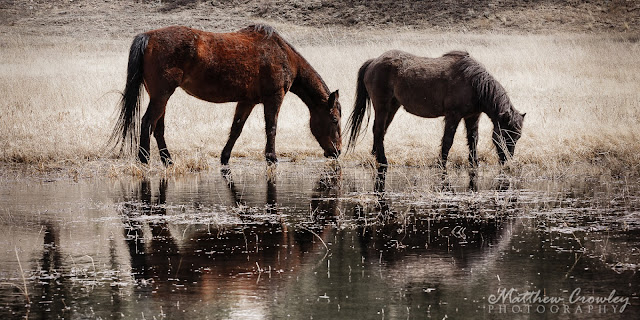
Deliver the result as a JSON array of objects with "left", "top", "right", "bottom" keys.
[{"left": 1, "top": 0, "right": 639, "bottom": 37}]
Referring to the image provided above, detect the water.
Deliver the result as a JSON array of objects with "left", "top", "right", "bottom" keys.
[{"left": 1, "top": 162, "right": 639, "bottom": 319}]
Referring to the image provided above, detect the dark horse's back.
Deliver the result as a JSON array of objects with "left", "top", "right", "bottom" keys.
[
  {"left": 363, "top": 50, "right": 475, "bottom": 119},
  {"left": 347, "top": 49, "right": 524, "bottom": 166}
]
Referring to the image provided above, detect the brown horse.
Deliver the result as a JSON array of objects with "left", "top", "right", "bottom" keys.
[
  {"left": 110, "top": 25, "right": 342, "bottom": 165},
  {"left": 347, "top": 50, "right": 525, "bottom": 167}
]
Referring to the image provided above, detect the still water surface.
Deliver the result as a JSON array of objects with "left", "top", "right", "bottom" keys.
[{"left": 1, "top": 162, "right": 639, "bottom": 319}]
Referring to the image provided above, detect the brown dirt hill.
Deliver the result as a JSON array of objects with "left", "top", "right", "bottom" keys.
[{"left": 0, "top": 0, "right": 638, "bottom": 37}]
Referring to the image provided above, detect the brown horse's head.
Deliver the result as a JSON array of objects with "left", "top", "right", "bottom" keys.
[
  {"left": 310, "top": 90, "right": 342, "bottom": 158},
  {"left": 493, "top": 112, "right": 525, "bottom": 164}
]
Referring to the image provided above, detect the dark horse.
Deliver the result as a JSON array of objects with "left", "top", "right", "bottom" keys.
[
  {"left": 347, "top": 50, "right": 525, "bottom": 167},
  {"left": 110, "top": 25, "right": 342, "bottom": 165}
]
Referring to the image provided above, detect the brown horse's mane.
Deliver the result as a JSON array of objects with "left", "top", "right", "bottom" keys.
[
  {"left": 448, "top": 51, "right": 522, "bottom": 130},
  {"left": 242, "top": 24, "right": 276, "bottom": 38},
  {"left": 111, "top": 24, "right": 341, "bottom": 165},
  {"left": 243, "top": 24, "right": 332, "bottom": 102}
]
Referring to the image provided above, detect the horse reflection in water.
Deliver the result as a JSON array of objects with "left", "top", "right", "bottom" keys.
[
  {"left": 121, "top": 179, "right": 177, "bottom": 281},
  {"left": 24, "top": 223, "right": 70, "bottom": 319},
  {"left": 220, "top": 167, "right": 342, "bottom": 254},
  {"left": 355, "top": 166, "right": 514, "bottom": 294},
  {"left": 118, "top": 167, "right": 342, "bottom": 310},
  {"left": 116, "top": 165, "right": 520, "bottom": 318}
]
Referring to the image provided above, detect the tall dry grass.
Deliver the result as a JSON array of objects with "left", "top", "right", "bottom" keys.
[{"left": 1, "top": 27, "right": 639, "bottom": 176}]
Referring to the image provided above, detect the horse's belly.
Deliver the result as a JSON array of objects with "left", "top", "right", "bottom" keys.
[
  {"left": 402, "top": 103, "right": 444, "bottom": 118},
  {"left": 183, "top": 88, "right": 246, "bottom": 103},
  {"left": 395, "top": 80, "right": 472, "bottom": 118},
  {"left": 393, "top": 76, "right": 448, "bottom": 118},
  {"left": 181, "top": 77, "right": 260, "bottom": 103}
]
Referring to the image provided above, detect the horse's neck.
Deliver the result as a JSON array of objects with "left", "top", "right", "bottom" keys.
[
  {"left": 290, "top": 61, "right": 329, "bottom": 111},
  {"left": 482, "top": 95, "right": 511, "bottom": 123},
  {"left": 488, "top": 106, "right": 516, "bottom": 130}
]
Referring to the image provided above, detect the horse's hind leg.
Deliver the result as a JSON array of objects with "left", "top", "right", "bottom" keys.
[
  {"left": 464, "top": 114, "right": 480, "bottom": 167},
  {"left": 154, "top": 114, "right": 173, "bottom": 166},
  {"left": 371, "top": 116, "right": 388, "bottom": 165},
  {"left": 371, "top": 98, "right": 400, "bottom": 165},
  {"left": 139, "top": 97, "right": 169, "bottom": 164},
  {"left": 221, "top": 101, "right": 256, "bottom": 165},
  {"left": 371, "top": 99, "right": 400, "bottom": 157},
  {"left": 440, "top": 116, "right": 461, "bottom": 168}
]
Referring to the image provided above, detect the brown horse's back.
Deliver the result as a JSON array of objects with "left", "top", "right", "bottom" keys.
[
  {"left": 143, "top": 26, "right": 295, "bottom": 103},
  {"left": 364, "top": 50, "right": 474, "bottom": 118},
  {"left": 113, "top": 24, "right": 341, "bottom": 166}
]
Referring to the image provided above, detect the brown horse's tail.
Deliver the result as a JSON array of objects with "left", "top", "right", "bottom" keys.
[
  {"left": 109, "top": 33, "right": 149, "bottom": 156},
  {"left": 346, "top": 59, "right": 374, "bottom": 152}
]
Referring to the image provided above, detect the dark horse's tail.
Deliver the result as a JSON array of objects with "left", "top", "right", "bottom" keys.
[
  {"left": 109, "top": 33, "right": 149, "bottom": 155},
  {"left": 346, "top": 59, "right": 374, "bottom": 152}
]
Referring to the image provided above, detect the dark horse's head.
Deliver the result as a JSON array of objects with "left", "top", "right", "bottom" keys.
[
  {"left": 310, "top": 90, "right": 342, "bottom": 158},
  {"left": 456, "top": 52, "right": 526, "bottom": 165},
  {"left": 493, "top": 111, "right": 525, "bottom": 164}
]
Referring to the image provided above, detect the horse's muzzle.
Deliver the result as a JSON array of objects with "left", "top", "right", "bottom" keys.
[{"left": 325, "top": 149, "right": 341, "bottom": 158}]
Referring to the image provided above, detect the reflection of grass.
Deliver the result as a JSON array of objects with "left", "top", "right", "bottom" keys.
[
  {"left": 1, "top": 30, "right": 639, "bottom": 177},
  {"left": 0, "top": 247, "right": 30, "bottom": 303},
  {"left": 16, "top": 247, "right": 28, "bottom": 303}
]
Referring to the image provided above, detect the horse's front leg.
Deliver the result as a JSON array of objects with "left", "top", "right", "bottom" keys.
[
  {"left": 221, "top": 101, "right": 256, "bottom": 165},
  {"left": 440, "top": 116, "right": 461, "bottom": 168},
  {"left": 263, "top": 93, "right": 284, "bottom": 164},
  {"left": 464, "top": 114, "right": 480, "bottom": 167}
]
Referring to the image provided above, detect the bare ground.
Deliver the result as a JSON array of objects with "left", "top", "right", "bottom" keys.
[{"left": 1, "top": 0, "right": 639, "bottom": 38}]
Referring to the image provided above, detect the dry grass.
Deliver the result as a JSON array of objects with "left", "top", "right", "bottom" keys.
[{"left": 1, "top": 27, "right": 639, "bottom": 177}]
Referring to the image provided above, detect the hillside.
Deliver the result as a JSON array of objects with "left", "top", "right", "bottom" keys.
[{"left": 1, "top": 0, "right": 639, "bottom": 37}]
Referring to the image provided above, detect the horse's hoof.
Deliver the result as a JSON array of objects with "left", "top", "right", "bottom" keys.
[
  {"left": 220, "top": 167, "right": 233, "bottom": 184},
  {"left": 265, "top": 153, "right": 278, "bottom": 164},
  {"left": 437, "top": 159, "right": 447, "bottom": 170},
  {"left": 161, "top": 157, "right": 173, "bottom": 167},
  {"left": 159, "top": 149, "right": 173, "bottom": 166},
  {"left": 220, "top": 152, "right": 231, "bottom": 165}
]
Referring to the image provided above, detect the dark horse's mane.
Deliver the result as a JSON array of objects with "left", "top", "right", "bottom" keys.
[
  {"left": 447, "top": 51, "right": 522, "bottom": 130},
  {"left": 347, "top": 50, "right": 524, "bottom": 166}
]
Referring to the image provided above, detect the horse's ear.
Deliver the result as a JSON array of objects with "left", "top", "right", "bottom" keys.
[
  {"left": 328, "top": 90, "right": 339, "bottom": 108},
  {"left": 521, "top": 112, "right": 526, "bottom": 118}
]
